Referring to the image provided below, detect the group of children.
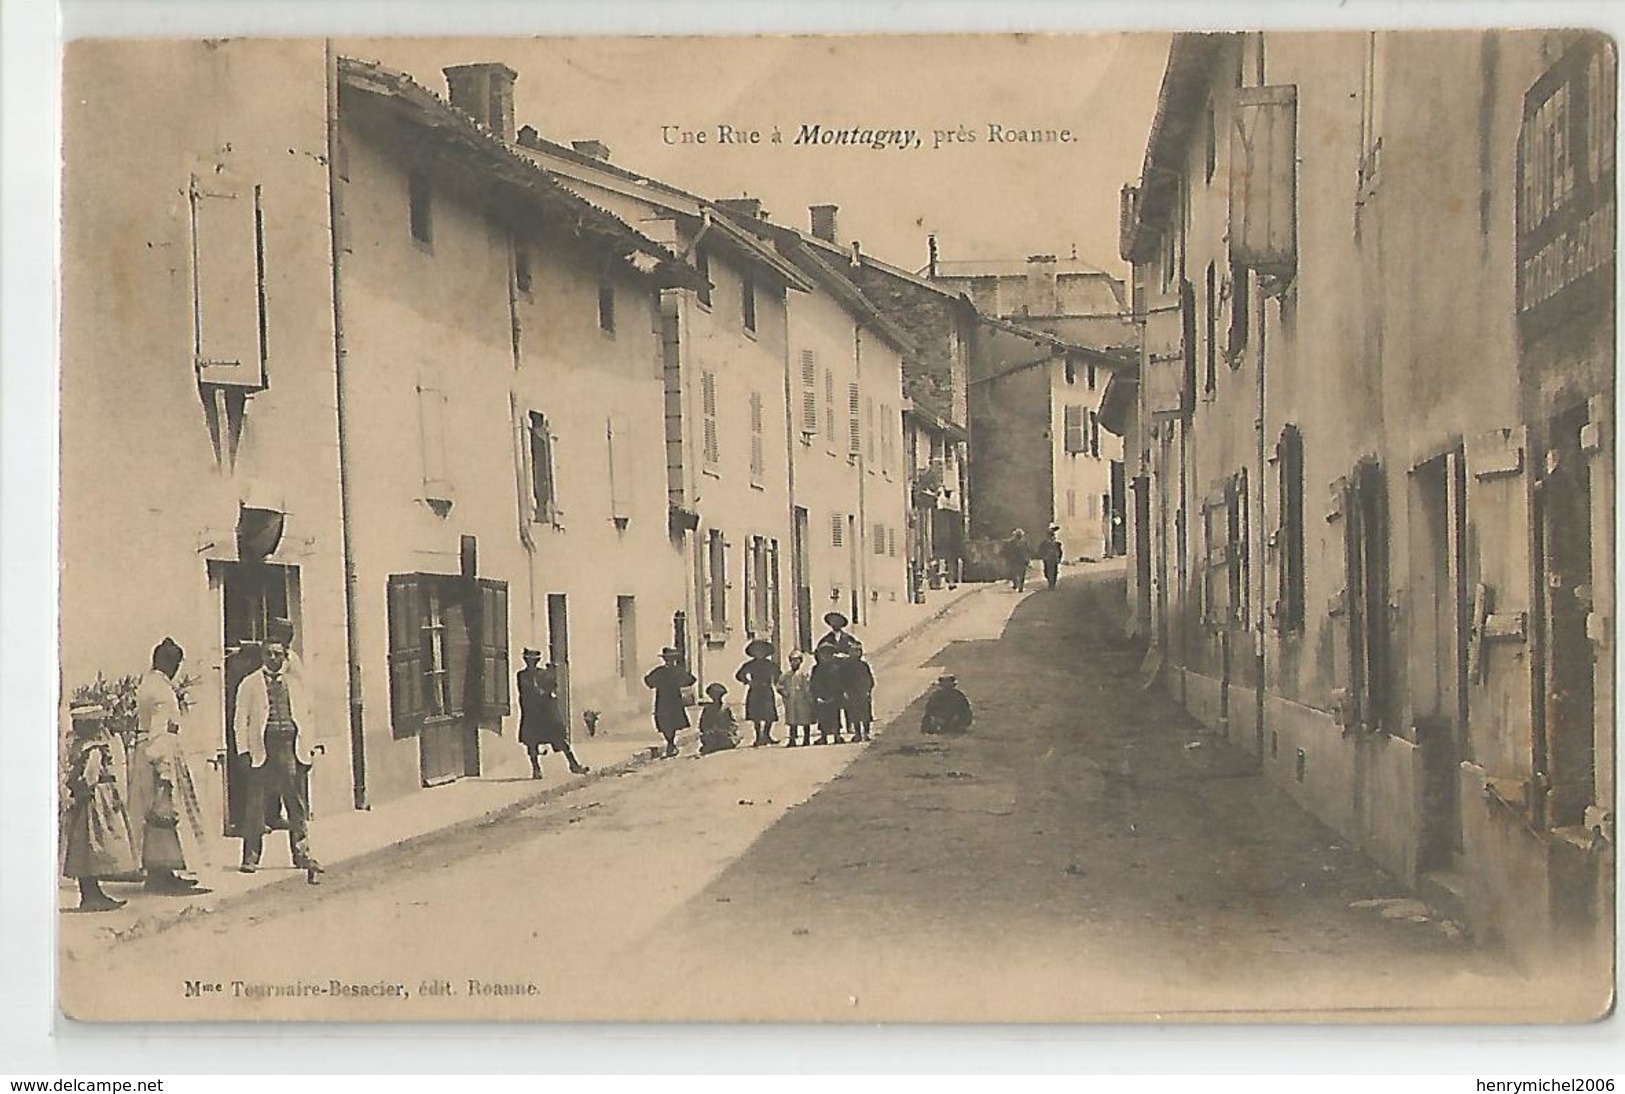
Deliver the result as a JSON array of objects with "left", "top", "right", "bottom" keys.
[{"left": 695, "top": 610, "right": 877, "bottom": 756}]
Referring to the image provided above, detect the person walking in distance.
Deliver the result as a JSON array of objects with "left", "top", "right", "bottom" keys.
[
  {"left": 518, "top": 649, "right": 589, "bottom": 779},
  {"left": 735, "top": 639, "right": 781, "bottom": 747},
  {"left": 1003, "top": 528, "right": 1031, "bottom": 591},
  {"left": 233, "top": 623, "right": 325, "bottom": 884},
  {"left": 643, "top": 646, "right": 695, "bottom": 758},
  {"left": 1039, "top": 524, "right": 1064, "bottom": 591},
  {"left": 777, "top": 650, "right": 815, "bottom": 747}
]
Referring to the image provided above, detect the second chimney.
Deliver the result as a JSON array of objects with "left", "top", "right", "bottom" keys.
[
  {"left": 1027, "top": 254, "right": 1059, "bottom": 316},
  {"left": 809, "top": 204, "right": 839, "bottom": 243},
  {"left": 717, "top": 197, "right": 764, "bottom": 220},
  {"left": 444, "top": 62, "right": 518, "bottom": 142}
]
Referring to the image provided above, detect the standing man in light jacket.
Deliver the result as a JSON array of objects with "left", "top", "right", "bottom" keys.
[{"left": 233, "top": 622, "right": 324, "bottom": 884}]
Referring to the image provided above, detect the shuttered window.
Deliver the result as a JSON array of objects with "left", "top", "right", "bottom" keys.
[
  {"left": 748, "top": 390, "right": 765, "bottom": 486},
  {"left": 865, "top": 396, "right": 877, "bottom": 462},
  {"left": 607, "top": 412, "right": 634, "bottom": 520},
  {"left": 706, "top": 529, "right": 729, "bottom": 632},
  {"left": 848, "top": 382, "right": 862, "bottom": 455},
  {"left": 824, "top": 369, "right": 837, "bottom": 446},
  {"left": 831, "top": 512, "right": 844, "bottom": 548},
  {"left": 419, "top": 385, "right": 453, "bottom": 504},
  {"left": 387, "top": 574, "right": 510, "bottom": 737},
  {"left": 1064, "top": 404, "right": 1086, "bottom": 453},
  {"left": 190, "top": 174, "right": 266, "bottom": 388},
  {"left": 701, "top": 370, "right": 720, "bottom": 468},
  {"left": 800, "top": 349, "right": 818, "bottom": 435},
  {"left": 874, "top": 522, "right": 887, "bottom": 555},
  {"left": 527, "top": 410, "right": 559, "bottom": 524}
]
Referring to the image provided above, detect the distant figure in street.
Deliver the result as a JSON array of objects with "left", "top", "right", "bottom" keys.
[
  {"left": 62, "top": 701, "right": 138, "bottom": 912},
  {"left": 1040, "top": 525, "right": 1064, "bottom": 591},
  {"left": 644, "top": 647, "right": 695, "bottom": 758},
  {"left": 735, "top": 639, "right": 781, "bottom": 748},
  {"left": 233, "top": 622, "right": 324, "bottom": 884},
  {"left": 1003, "top": 528, "right": 1031, "bottom": 591},
  {"left": 920, "top": 673, "right": 974, "bottom": 736},
  {"left": 135, "top": 637, "right": 205, "bottom": 893},
  {"left": 698, "top": 683, "right": 741, "bottom": 755},
  {"left": 518, "top": 650, "right": 589, "bottom": 779},
  {"left": 810, "top": 644, "right": 847, "bottom": 746},
  {"left": 842, "top": 641, "right": 876, "bottom": 743},
  {"left": 778, "top": 650, "right": 815, "bottom": 747}
]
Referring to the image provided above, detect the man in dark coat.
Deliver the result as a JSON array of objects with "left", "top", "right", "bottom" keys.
[
  {"left": 1040, "top": 524, "right": 1064, "bottom": 591},
  {"left": 643, "top": 647, "right": 695, "bottom": 758},
  {"left": 1003, "top": 529, "right": 1031, "bottom": 591},
  {"left": 518, "top": 650, "right": 589, "bottom": 779}
]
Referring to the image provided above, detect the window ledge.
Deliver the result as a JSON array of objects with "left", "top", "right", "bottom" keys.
[{"left": 702, "top": 466, "right": 721, "bottom": 480}]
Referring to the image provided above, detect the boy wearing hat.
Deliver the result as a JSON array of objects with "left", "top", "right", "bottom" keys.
[
  {"left": 62, "top": 702, "right": 138, "bottom": 911},
  {"left": 644, "top": 647, "right": 695, "bottom": 758},
  {"left": 777, "top": 651, "right": 816, "bottom": 747},
  {"left": 1040, "top": 525, "right": 1064, "bottom": 591},
  {"left": 921, "top": 674, "right": 973, "bottom": 736},
  {"left": 842, "top": 640, "right": 876, "bottom": 743},
  {"left": 697, "top": 683, "right": 741, "bottom": 755},
  {"left": 518, "top": 649, "right": 589, "bottom": 779}
]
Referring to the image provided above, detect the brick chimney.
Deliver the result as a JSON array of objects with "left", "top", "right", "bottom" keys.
[
  {"left": 571, "top": 139, "right": 611, "bottom": 161},
  {"left": 1027, "top": 254, "right": 1059, "bottom": 316},
  {"left": 443, "top": 63, "right": 518, "bottom": 142},
  {"left": 809, "top": 204, "right": 839, "bottom": 243},
  {"left": 717, "top": 197, "right": 764, "bottom": 220}
]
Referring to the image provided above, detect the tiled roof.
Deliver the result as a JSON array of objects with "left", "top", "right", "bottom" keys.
[{"left": 337, "top": 57, "right": 706, "bottom": 291}]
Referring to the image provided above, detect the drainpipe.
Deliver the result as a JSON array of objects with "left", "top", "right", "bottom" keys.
[
  {"left": 855, "top": 324, "right": 870, "bottom": 625},
  {"left": 780, "top": 296, "right": 801, "bottom": 651},
  {"left": 325, "top": 41, "right": 367, "bottom": 810}
]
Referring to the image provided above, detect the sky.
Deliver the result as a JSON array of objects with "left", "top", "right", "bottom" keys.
[{"left": 342, "top": 34, "right": 1171, "bottom": 279}]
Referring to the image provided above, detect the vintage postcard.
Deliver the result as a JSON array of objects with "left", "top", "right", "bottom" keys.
[{"left": 57, "top": 29, "right": 1615, "bottom": 1023}]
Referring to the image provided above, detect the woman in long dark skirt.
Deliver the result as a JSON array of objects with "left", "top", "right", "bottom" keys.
[
  {"left": 809, "top": 644, "right": 847, "bottom": 746},
  {"left": 735, "top": 639, "right": 781, "bottom": 747}
]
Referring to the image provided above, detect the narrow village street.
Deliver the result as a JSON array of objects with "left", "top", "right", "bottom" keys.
[{"left": 63, "top": 566, "right": 1554, "bottom": 1024}]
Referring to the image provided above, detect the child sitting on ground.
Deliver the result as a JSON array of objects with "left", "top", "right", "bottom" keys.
[
  {"left": 698, "top": 682, "right": 742, "bottom": 755},
  {"left": 920, "top": 673, "right": 973, "bottom": 736}
]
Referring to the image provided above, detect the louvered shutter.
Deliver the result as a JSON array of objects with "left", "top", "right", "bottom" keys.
[
  {"left": 478, "top": 579, "right": 511, "bottom": 720},
  {"left": 608, "top": 413, "right": 633, "bottom": 519},
  {"left": 420, "top": 385, "right": 454, "bottom": 502},
  {"left": 702, "top": 370, "right": 720, "bottom": 466},
  {"left": 800, "top": 350, "right": 818, "bottom": 434},
  {"left": 848, "top": 382, "right": 861, "bottom": 454},
  {"left": 387, "top": 575, "right": 427, "bottom": 739},
  {"left": 1064, "top": 405, "right": 1085, "bottom": 453}
]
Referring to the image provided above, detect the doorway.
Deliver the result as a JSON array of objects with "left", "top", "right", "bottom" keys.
[
  {"left": 547, "top": 593, "right": 571, "bottom": 731},
  {"left": 792, "top": 507, "right": 813, "bottom": 652},
  {"left": 211, "top": 560, "right": 300, "bottom": 838},
  {"left": 1540, "top": 406, "right": 1597, "bottom": 828}
]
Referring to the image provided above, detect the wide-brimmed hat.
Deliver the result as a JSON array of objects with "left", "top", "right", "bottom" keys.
[
  {"left": 704, "top": 681, "right": 728, "bottom": 698},
  {"left": 744, "top": 638, "right": 774, "bottom": 658},
  {"left": 936, "top": 673, "right": 957, "bottom": 685},
  {"left": 521, "top": 647, "right": 543, "bottom": 660},
  {"left": 823, "top": 611, "right": 849, "bottom": 629}
]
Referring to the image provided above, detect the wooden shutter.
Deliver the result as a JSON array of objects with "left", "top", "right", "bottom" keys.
[
  {"left": 387, "top": 575, "right": 427, "bottom": 739},
  {"left": 848, "top": 382, "right": 862, "bottom": 454},
  {"left": 800, "top": 350, "right": 819, "bottom": 434},
  {"left": 1180, "top": 279, "right": 1198, "bottom": 416},
  {"left": 1064, "top": 404, "right": 1085, "bottom": 453},
  {"left": 419, "top": 385, "right": 453, "bottom": 502},
  {"left": 702, "top": 370, "right": 720, "bottom": 466},
  {"left": 529, "top": 411, "right": 556, "bottom": 523},
  {"left": 1230, "top": 85, "right": 1299, "bottom": 277},
  {"left": 825, "top": 369, "right": 837, "bottom": 444},
  {"left": 608, "top": 412, "right": 633, "bottom": 519},
  {"left": 191, "top": 175, "right": 265, "bottom": 388},
  {"left": 478, "top": 579, "right": 511, "bottom": 720},
  {"left": 749, "top": 391, "right": 765, "bottom": 484},
  {"left": 442, "top": 590, "right": 471, "bottom": 719},
  {"left": 865, "top": 396, "right": 876, "bottom": 462}
]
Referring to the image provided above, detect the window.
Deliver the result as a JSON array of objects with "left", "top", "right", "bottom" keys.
[
  {"left": 386, "top": 574, "right": 509, "bottom": 735},
  {"left": 409, "top": 171, "right": 433, "bottom": 247},
  {"left": 1204, "top": 262, "right": 1217, "bottom": 396},
  {"left": 1358, "top": 32, "right": 1386, "bottom": 196},
  {"left": 831, "top": 512, "right": 844, "bottom": 548},
  {"left": 1064, "top": 404, "right": 1086, "bottom": 454},
  {"left": 701, "top": 370, "right": 720, "bottom": 468},
  {"left": 1205, "top": 100, "right": 1218, "bottom": 185},
  {"left": 874, "top": 522, "right": 887, "bottom": 555},
  {"left": 705, "top": 529, "right": 729, "bottom": 634},
  {"left": 800, "top": 350, "right": 818, "bottom": 435},
  {"left": 695, "top": 247, "right": 712, "bottom": 308},
  {"left": 824, "top": 369, "right": 837, "bottom": 446},
  {"left": 887, "top": 527, "right": 897, "bottom": 558},
  {"left": 744, "top": 536, "right": 774, "bottom": 637},
  {"left": 1277, "top": 425, "right": 1306, "bottom": 633},
  {"left": 527, "top": 410, "right": 559, "bottom": 525},
  {"left": 419, "top": 385, "right": 453, "bottom": 506},
  {"left": 598, "top": 281, "right": 616, "bottom": 334},
  {"left": 865, "top": 396, "right": 877, "bottom": 463},
  {"left": 741, "top": 274, "right": 757, "bottom": 333},
  {"left": 1089, "top": 410, "right": 1101, "bottom": 459},
  {"left": 748, "top": 390, "right": 766, "bottom": 486},
  {"left": 607, "top": 413, "right": 633, "bottom": 521},
  {"left": 848, "top": 382, "right": 861, "bottom": 455},
  {"left": 1066, "top": 488, "right": 1077, "bottom": 518},
  {"left": 1227, "top": 260, "right": 1250, "bottom": 360},
  {"left": 514, "top": 243, "right": 533, "bottom": 295},
  {"left": 1087, "top": 362, "right": 1097, "bottom": 391},
  {"left": 190, "top": 174, "right": 267, "bottom": 390}
]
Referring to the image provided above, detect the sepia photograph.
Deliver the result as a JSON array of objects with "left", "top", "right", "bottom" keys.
[{"left": 52, "top": 25, "right": 1616, "bottom": 1025}]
